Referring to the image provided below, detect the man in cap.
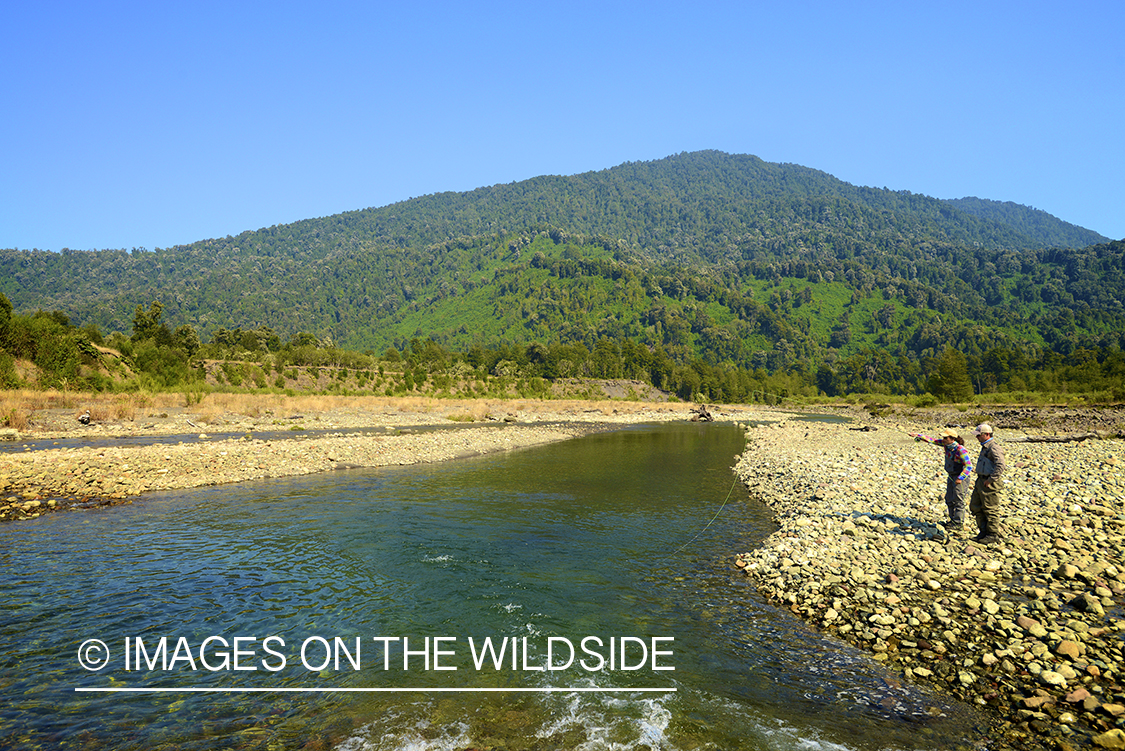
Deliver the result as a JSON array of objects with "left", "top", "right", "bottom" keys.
[
  {"left": 910, "top": 427, "right": 973, "bottom": 535},
  {"left": 969, "top": 423, "right": 1006, "bottom": 544}
]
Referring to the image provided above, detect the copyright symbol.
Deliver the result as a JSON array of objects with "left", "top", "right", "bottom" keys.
[{"left": 78, "top": 639, "right": 110, "bottom": 671}]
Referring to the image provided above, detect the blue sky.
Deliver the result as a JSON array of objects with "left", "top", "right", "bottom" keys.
[{"left": 3, "top": 1, "right": 1123, "bottom": 251}]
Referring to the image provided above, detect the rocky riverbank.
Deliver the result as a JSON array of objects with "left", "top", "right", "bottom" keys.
[
  {"left": 0, "top": 399, "right": 773, "bottom": 522},
  {"left": 733, "top": 415, "right": 1125, "bottom": 750},
  {"left": 0, "top": 423, "right": 601, "bottom": 521}
]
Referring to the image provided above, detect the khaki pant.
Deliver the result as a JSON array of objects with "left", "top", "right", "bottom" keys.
[{"left": 970, "top": 475, "right": 1002, "bottom": 537}]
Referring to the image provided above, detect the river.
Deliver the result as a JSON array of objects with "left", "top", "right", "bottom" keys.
[{"left": 0, "top": 422, "right": 988, "bottom": 750}]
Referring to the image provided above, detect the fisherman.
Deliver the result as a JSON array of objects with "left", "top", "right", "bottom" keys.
[
  {"left": 910, "top": 428, "right": 973, "bottom": 536},
  {"left": 969, "top": 423, "right": 1006, "bottom": 544}
]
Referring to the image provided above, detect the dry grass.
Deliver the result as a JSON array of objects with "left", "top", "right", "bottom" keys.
[
  {"left": 0, "top": 389, "right": 161, "bottom": 414},
  {"left": 193, "top": 393, "right": 683, "bottom": 420},
  {"left": 2, "top": 407, "right": 30, "bottom": 430},
  {"left": 0, "top": 389, "right": 163, "bottom": 429},
  {"left": 150, "top": 392, "right": 188, "bottom": 409},
  {"left": 4, "top": 388, "right": 79, "bottom": 411},
  {"left": 190, "top": 408, "right": 222, "bottom": 425},
  {"left": 206, "top": 392, "right": 276, "bottom": 417},
  {"left": 1, "top": 391, "right": 56, "bottom": 427},
  {"left": 443, "top": 402, "right": 493, "bottom": 422},
  {"left": 0, "top": 392, "right": 25, "bottom": 416},
  {"left": 2, "top": 388, "right": 694, "bottom": 435},
  {"left": 199, "top": 392, "right": 400, "bottom": 417},
  {"left": 111, "top": 393, "right": 152, "bottom": 420}
]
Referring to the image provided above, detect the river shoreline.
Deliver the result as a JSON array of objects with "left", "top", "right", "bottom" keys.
[
  {"left": 0, "top": 398, "right": 773, "bottom": 522},
  {"left": 733, "top": 408, "right": 1125, "bottom": 750}
]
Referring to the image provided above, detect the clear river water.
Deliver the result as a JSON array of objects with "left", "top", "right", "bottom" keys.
[{"left": 0, "top": 422, "right": 990, "bottom": 750}]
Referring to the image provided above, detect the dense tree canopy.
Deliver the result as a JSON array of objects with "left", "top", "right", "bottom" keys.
[{"left": 1, "top": 151, "right": 1121, "bottom": 402}]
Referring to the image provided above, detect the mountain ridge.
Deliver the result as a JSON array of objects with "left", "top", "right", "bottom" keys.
[
  {"left": 2, "top": 151, "right": 1121, "bottom": 379},
  {"left": 943, "top": 195, "right": 1108, "bottom": 248}
]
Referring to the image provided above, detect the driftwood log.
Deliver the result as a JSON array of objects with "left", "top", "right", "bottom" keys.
[
  {"left": 1007, "top": 431, "right": 1125, "bottom": 443},
  {"left": 690, "top": 405, "right": 714, "bottom": 422}
]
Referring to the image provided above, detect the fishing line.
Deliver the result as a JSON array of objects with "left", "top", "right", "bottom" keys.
[{"left": 665, "top": 475, "right": 741, "bottom": 559}]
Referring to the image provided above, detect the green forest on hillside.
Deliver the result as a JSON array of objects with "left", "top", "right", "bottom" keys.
[
  {"left": 2, "top": 151, "right": 1122, "bottom": 406},
  {"left": 4, "top": 288, "right": 1124, "bottom": 413}
]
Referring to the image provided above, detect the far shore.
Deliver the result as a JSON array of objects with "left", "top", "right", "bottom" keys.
[{"left": 0, "top": 395, "right": 780, "bottom": 522}]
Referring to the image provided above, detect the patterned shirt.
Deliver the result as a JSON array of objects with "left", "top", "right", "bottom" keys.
[{"left": 915, "top": 433, "right": 974, "bottom": 482}]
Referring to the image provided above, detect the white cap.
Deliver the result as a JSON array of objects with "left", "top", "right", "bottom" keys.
[{"left": 973, "top": 423, "right": 993, "bottom": 435}]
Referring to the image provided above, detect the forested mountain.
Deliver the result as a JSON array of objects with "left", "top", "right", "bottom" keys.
[
  {"left": 2, "top": 150, "right": 1122, "bottom": 394},
  {"left": 944, "top": 197, "right": 1107, "bottom": 249}
]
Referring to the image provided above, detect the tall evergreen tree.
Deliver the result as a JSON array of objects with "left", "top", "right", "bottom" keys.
[{"left": 930, "top": 348, "right": 973, "bottom": 401}]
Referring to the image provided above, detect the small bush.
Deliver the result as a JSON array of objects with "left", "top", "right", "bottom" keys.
[{"left": 915, "top": 393, "right": 939, "bottom": 408}]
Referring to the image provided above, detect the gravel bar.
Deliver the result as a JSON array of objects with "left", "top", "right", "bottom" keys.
[
  {"left": 0, "top": 403, "right": 773, "bottom": 521},
  {"left": 733, "top": 416, "right": 1125, "bottom": 750}
]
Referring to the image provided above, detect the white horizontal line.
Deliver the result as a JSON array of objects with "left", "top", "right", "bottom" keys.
[{"left": 75, "top": 686, "right": 676, "bottom": 693}]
